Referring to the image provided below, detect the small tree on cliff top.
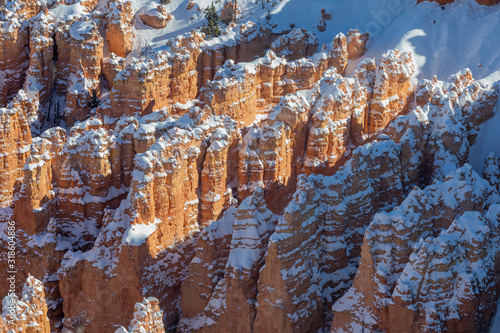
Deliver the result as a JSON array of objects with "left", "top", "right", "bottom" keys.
[
  {"left": 87, "top": 89, "right": 100, "bottom": 109},
  {"left": 201, "top": 2, "right": 221, "bottom": 38}
]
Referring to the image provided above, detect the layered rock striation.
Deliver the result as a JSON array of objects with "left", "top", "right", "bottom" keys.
[{"left": 1, "top": 1, "right": 500, "bottom": 333}]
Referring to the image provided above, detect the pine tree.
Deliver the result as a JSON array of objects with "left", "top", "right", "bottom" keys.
[
  {"left": 87, "top": 89, "right": 100, "bottom": 109},
  {"left": 201, "top": 2, "right": 221, "bottom": 38},
  {"left": 54, "top": 102, "right": 60, "bottom": 126}
]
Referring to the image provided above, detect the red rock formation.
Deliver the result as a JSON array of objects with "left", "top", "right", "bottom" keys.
[
  {"left": 0, "top": 2, "right": 31, "bottom": 107},
  {"left": 139, "top": 5, "right": 172, "bottom": 29},
  {"left": 55, "top": 17, "right": 104, "bottom": 126},
  {"left": 13, "top": 128, "right": 66, "bottom": 235},
  {"left": 303, "top": 50, "right": 414, "bottom": 175},
  {"left": 106, "top": 32, "right": 203, "bottom": 118},
  {"left": 115, "top": 297, "right": 165, "bottom": 333},
  {"left": 0, "top": 276, "right": 51, "bottom": 333},
  {"left": 203, "top": 31, "right": 362, "bottom": 128},
  {"left": 0, "top": 104, "right": 32, "bottom": 207},
  {"left": 186, "top": 1, "right": 197, "bottom": 11},
  {"left": 238, "top": 93, "right": 310, "bottom": 206},
  {"left": 2, "top": 2, "right": 500, "bottom": 333},
  {"left": 331, "top": 166, "right": 500, "bottom": 333},
  {"left": 176, "top": 65, "right": 499, "bottom": 333},
  {"left": 347, "top": 30, "right": 369, "bottom": 60},
  {"left": 366, "top": 49, "right": 414, "bottom": 135},
  {"left": 220, "top": 0, "right": 239, "bottom": 23},
  {"left": 200, "top": 126, "right": 241, "bottom": 224},
  {"left": 179, "top": 188, "right": 278, "bottom": 333},
  {"left": 22, "top": 11, "right": 56, "bottom": 133},
  {"left": 270, "top": 28, "right": 319, "bottom": 60},
  {"left": 106, "top": 0, "right": 135, "bottom": 58}
]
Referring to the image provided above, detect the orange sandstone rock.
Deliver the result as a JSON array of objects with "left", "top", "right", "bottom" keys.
[
  {"left": 140, "top": 5, "right": 173, "bottom": 29},
  {"left": 0, "top": 276, "right": 51, "bottom": 333},
  {"left": 106, "top": 0, "right": 135, "bottom": 58},
  {"left": 55, "top": 17, "right": 103, "bottom": 126},
  {"left": 115, "top": 298, "right": 165, "bottom": 333}
]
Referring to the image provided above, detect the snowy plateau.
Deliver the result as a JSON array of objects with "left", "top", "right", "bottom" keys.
[{"left": 1, "top": 0, "right": 500, "bottom": 332}]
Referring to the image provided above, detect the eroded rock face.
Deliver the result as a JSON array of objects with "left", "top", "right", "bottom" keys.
[
  {"left": 1, "top": 1, "right": 500, "bottom": 333},
  {"left": 139, "top": 5, "right": 172, "bottom": 29},
  {"left": 106, "top": 0, "right": 135, "bottom": 58},
  {"left": 178, "top": 189, "right": 278, "bottom": 332},
  {"left": 0, "top": 2, "right": 31, "bottom": 107},
  {"left": 331, "top": 166, "right": 500, "bottom": 333},
  {"left": 176, "top": 63, "right": 499, "bottom": 333},
  {"left": 270, "top": 28, "right": 319, "bottom": 60},
  {"left": 0, "top": 276, "right": 51, "bottom": 333},
  {"left": 220, "top": 0, "right": 239, "bottom": 23},
  {"left": 0, "top": 103, "right": 32, "bottom": 208},
  {"left": 115, "top": 297, "right": 165, "bottom": 333},
  {"left": 55, "top": 16, "right": 104, "bottom": 126}
]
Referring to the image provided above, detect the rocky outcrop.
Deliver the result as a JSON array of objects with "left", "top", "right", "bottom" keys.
[
  {"left": 178, "top": 188, "right": 278, "bottom": 332},
  {"left": 115, "top": 297, "right": 165, "bottom": 333},
  {"left": 176, "top": 63, "right": 499, "bottom": 333},
  {"left": 237, "top": 93, "right": 310, "bottom": 206},
  {"left": 0, "top": 103, "right": 32, "bottom": 208},
  {"left": 106, "top": 0, "right": 135, "bottom": 58},
  {"left": 1, "top": 1, "right": 500, "bottom": 333},
  {"left": 0, "top": 276, "right": 51, "bottom": 333},
  {"left": 331, "top": 166, "right": 500, "bottom": 333},
  {"left": 23, "top": 11, "right": 56, "bottom": 133},
  {"left": 328, "top": 68, "right": 500, "bottom": 332},
  {"left": 140, "top": 5, "right": 173, "bottom": 29},
  {"left": 346, "top": 30, "right": 369, "bottom": 60},
  {"left": 0, "top": 9, "right": 59, "bottom": 205},
  {"left": 0, "top": 2, "right": 30, "bottom": 107},
  {"left": 55, "top": 16, "right": 103, "bottom": 126},
  {"left": 203, "top": 31, "right": 367, "bottom": 127},
  {"left": 13, "top": 128, "right": 66, "bottom": 235},
  {"left": 105, "top": 32, "right": 204, "bottom": 118},
  {"left": 220, "top": 0, "right": 239, "bottom": 23},
  {"left": 366, "top": 49, "right": 414, "bottom": 134},
  {"left": 270, "top": 28, "right": 319, "bottom": 60}
]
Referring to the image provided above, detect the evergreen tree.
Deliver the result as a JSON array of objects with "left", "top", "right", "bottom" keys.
[
  {"left": 87, "top": 89, "right": 100, "bottom": 109},
  {"left": 201, "top": 2, "right": 221, "bottom": 38},
  {"left": 54, "top": 102, "right": 60, "bottom": 126}
]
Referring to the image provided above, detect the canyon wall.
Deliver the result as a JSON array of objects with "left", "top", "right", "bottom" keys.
[{"left": 0, "top": 0, "right": 500, "bottom": 333}]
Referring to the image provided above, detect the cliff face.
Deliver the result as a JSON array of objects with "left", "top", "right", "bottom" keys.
[
  {"left": 1, "top": 0, "right": 500, "bottom": 333},
  {"left": 106, "top": 0, "right": 135, "bottom": 58},
  {"left": 332, "top": 166, "right": 500, "bottom": 333},
  {"left": 115, "top": 297, "right": 166, "bottom": 333},
  {"left": 0, "top": 276, "right": 51, "bottom": 333}
]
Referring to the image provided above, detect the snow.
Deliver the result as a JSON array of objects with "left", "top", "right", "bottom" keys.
[
  {"left": 124, "top": 218, "right": 162, "bottom": 246},
  {"left": 5, "top": 0, "right": 500, "bottom": 329},
  {"left": 122, "top": 0, "right": 500, "bottom": 88},
  {"left": 48, "top": 3, "right": 89, "bottom": 23},
  {"left": 469, "top": 100, "right": 500, "bottom": 173}
]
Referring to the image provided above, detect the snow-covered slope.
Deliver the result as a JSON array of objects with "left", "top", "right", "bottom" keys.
[{"left": 128, "top": 0, "right": 500, "bottom": 82}]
